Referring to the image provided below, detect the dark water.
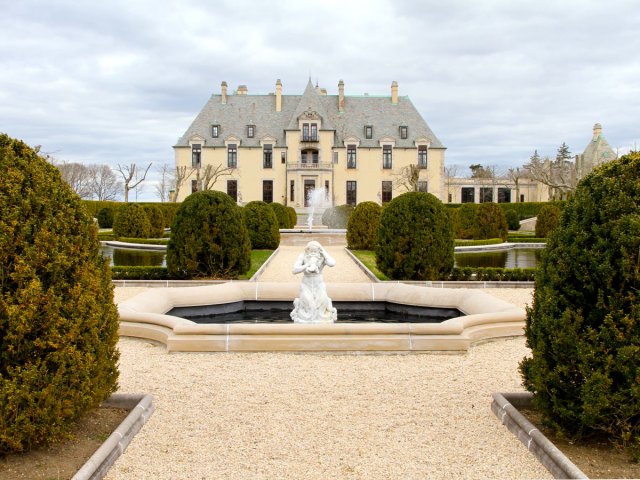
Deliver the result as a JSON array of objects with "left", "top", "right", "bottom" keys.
[
  {"left": 100, "top": 245, "right": 166, "bottom": 267},
  {"left": 454, "top": 248, "right": 542, "bottom": 269},
  {"left": 169, "top": 301, "right": 461, "bottom": 324}
]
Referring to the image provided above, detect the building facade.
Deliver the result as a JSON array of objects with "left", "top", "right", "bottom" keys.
[{"left": 173, "top": 79, "right": 446, "bottom": 210}]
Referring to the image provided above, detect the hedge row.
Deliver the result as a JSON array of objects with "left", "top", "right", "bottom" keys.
[
  {"left": 447, "top": 267, "right": 536, "bottom": 282},
  {"left": 507, "top": 237, "right": 547, "bottom": 243},
  {"left": 445, "top": 201, "right": 566, "bottom": 220},
  {"left": 111, "top": 266, "right": 170, "bottom": 280},
  {"left": 454, "top": 238, "right": 503, "bottom": 247}
]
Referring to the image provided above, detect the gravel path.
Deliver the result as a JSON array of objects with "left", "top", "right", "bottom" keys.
[{"left": 108, "top": 247, "right": 546, "bottom": 479}]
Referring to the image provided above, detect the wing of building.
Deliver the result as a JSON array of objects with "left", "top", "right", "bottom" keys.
[{"left": 173, "top": 79, "right": 446, "bottom": 211}]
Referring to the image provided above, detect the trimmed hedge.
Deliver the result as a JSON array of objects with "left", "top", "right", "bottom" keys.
[
  {"left": 97, "top": 207, "right": 115, "bottom": 228},
  {"left": 242, "top": 201, "right": 280, "bottom": 249},
  {"left": 476, "top": 202, "right": 508, "bottom": 240},
  {"left": 520, "top": 152, "right": 640, "bottom": 460},
  {"left": 111, "top": 266, "right": 170, "bottom": 280},
  {"left": 322, "top": 204, "right": 354, "bottom": 228},
  {"left": 454, "top": 238, "right": 503, "bottom": 247},
  {"left": 167, "top": 190, "right": 251, "bottom": 279},
  {"left": 0, "top": 134, "right": 119, "bottom": 454},
  {"left": 535, "top": 204, "right": 561, "bottom": 238},
  {"left": 286, "top": 206, "right": 297, "bottom": 228},
  {"left": 143, "top": 204, "right": 165, "bottom": 238},
  {"left": 268, "top": 202, "right": 290, "bottom": 229},
  {"left": 376, "top": 192, "right": 454, "bottom": 280},
  {"left": 454, "top": 203, "right": 478, "bottom": 239},
  {"left": 347, "top": 201, "right": 382, "bottom": 250},
  {"left": 504, "top": 208, "right": 521, "bottom": 230},
  {"left": 112, "top": 204, "right": 151, "bottom": 239},
  {"left": 447, "top": 267, "right": 536, "bottom": 282}
]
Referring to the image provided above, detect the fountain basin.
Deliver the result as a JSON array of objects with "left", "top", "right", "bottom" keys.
[{"left": 118, "top": 282, "right": 526, "bottom": 352}]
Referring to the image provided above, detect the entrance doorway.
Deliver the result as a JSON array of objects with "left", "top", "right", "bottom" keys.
[{"left": 304, "top": 179, "right": 315, "bottom": 207}]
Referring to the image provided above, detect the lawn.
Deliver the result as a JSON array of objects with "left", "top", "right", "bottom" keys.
[{"left": 349, "top": 250, "right": 388, "bottom": 281}]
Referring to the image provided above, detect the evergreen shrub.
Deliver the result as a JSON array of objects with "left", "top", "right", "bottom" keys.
[
  {"left": 112, "top": 204, "right": 151, "bottom": 239},
  {"left": 242, "top": 201, "right": 280, "bottom": 249},
  {"left": 97, "top": 207, "right": 115, "bottom": 228},
  {"left": 322, "top": 204, "right": 354, "bottom": 228},
  {"left": 520, "top": 153, "right": 640, "bottom": 459},
  {"left": 167, "top": 190, "right": 251, "bottom": 278},
  {"left": 268, "top": 202, "right": 290, "bottom": 229},
  {"left": 534, "top": 204, "right": 561, "bottom": 238},
  {"left": 143, "top": 204, "right": 165, "bottom": 238},
  {"left": 286, "top": 206, "right": 297, "bottom": 228},
  {"left": 505, "top": 208, "right": 521, "bottom": 230},
  {"left": 0, "top": 134, "right": 119, "bottom": 454},
  {"left": 376, "top": 192, "right": 454, "bottom": 280},
  {"left": 347, "top": 201, "right": 382, "bottom": 250},
  {"left": 476, "top": 202, "right": 508, "bottom": 240},
  {"left": 454, "top": 203, "right": 478, "bottom": 239}
]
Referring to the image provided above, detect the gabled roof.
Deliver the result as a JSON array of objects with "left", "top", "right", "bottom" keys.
[{"left": 175, "top": 81, "right": 445, "bottom": 149}]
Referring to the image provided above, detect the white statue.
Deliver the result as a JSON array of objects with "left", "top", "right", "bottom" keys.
[{"left": 290, "top": 241, "right": 337, "bottom": 323}]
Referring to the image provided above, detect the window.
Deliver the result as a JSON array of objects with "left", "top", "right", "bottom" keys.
[
  {"left": 418, "top": 145, "right": 428, "bottom": 168},
  {"left": 520, "top": 194, "right": 525, "bottom": 202},
  {"left": 498, "top": 188, "right": 511, "bottom": 203},
  {"left": 347, "top": 144, "right": 357, "bottom": 168},
  {"left": 263, "top": 180, "right": 273, "bottom": 203},
  {"left": 211, "top": 125, "right": 219, "bottom": 138},
  {"left": 191, "top": 179, "right": 199, "bottom": 193},
  {"left": 417, "top": 181, "right": 428, "bottom": 192},
  {"left": 301, "top": 149, "right": 318, "bottom": 164},
  {"left": 227, "top": 144, "right": 237, "bottom": 168},
  {"left": 281, "top": 152, "right": 286, "bottom": 164},
  {"left": 290, "top": 180, "right": 294, "bottom": 202},
  {"left": 382, "top": 145, "right": 392, "bottom": 169},
  {"left": 382, "top": 181, "right": 392, "bottom": 203},
  {"left": 191, "top": 144, "right": 201, "bottom": 168},
  {"left": 399, "top": 126, "right": 408, "bottom": 139},
  {"left": 364, "top": 125, "right": 373, "bottom": 139},
  {"left": 325, "top": 180, "right": 329, "bottom": 197},
  {"left": 227, "top": 180, "right": 238, "bottom": 202},
  {"left": 247, "top": 125, "right": 255, "bottom": 138},
  {"left": 480, "top": 187, "right": 493, "bottom": 203},
  {"left": 346, "top": 181, "right": 357, "bottom": 206},
  {"left": 302, "top": 123, "right": 318, "bottom": 141},
  {"left": 332, "top": 152, "right": 339, "bottom": 164},
  {"left": 263, "top": 144, "right": 273, "bottom": 168},
  {"left": 461, "top": 187, "right": 475, "bottom": 203}
]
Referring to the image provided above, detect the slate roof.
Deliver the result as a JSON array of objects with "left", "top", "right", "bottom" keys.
[{"left": 175, "top": 80, "right": 445, "bottom": 149}]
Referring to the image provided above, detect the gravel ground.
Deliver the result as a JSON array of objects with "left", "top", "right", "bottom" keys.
[{"left": 108, "top": 248, "right": 546, "bottom": 479}]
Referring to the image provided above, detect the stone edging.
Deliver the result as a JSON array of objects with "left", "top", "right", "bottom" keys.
[
  {"left": 343, "top": 248, "right": 380, "bottom": 282},
  {"left": 72, "top": 393, "right": 155, "bottom": 480},
  {"left": 250, "top": 247, "right": 281, "bottom": 281},
  {"left": 491, "top": 392, "right": 587, "bottom": 479}
]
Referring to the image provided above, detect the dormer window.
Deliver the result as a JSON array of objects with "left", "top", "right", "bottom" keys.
[
  {"left": 365, "top": 125, "right": 373, "bottom": 139},
  {"left": 247, "top": 125, "right": 255, "bottom": 138},
  {"left": 302, "top": 123, "right": 318, "bottom": 141},
  {"left": 399, "top": 126, "right": 408, "bottom": 139},
  {"left": 212, "top": 125, "right": 220, "bottom": 138}
]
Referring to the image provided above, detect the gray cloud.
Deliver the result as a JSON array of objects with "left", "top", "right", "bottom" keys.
[{"left": 1, "top": 0, "right": 638, "bottom": 199}]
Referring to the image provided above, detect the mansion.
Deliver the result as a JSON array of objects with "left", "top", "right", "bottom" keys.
[{"left": 173, "top": 79, "right": 446, "bottom": 209}]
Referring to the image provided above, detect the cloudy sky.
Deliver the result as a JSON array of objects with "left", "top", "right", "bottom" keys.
[{"left": 2, "top": 0, "right": 638, "bottom": 201}]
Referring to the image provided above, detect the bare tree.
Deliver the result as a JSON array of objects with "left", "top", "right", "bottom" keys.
[
  {"left": 88, "top": 164, "right": 121, "bottom": 201},
  {"left": 524, "top": 149, "right": 577, "bottom": 200},
  {"left": 505, "top": 167, "right": 527, "bottom": 202},
  {"left": 393, "top": 164, "right": 422, "bottom": 192},
  {"left": 444, "top": 165, "right": 461, "bottom": 202},
  {"left": 201, "top": 163, "right": 235, "bottom": 190},
  {"left": 172, "top": 166, "right": 193, "bottom": 202},
  {"left": 115, "top": 163, "right": 152, "bottom": 202},
  {"left": 56, "top": 162, "right": 93, "bottom": 199},
  {"left": 154, "top": 164, "right": 175, "bottom": 202}
]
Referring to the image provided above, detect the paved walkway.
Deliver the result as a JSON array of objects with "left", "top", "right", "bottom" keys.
[{"left": 257, "top": 245, "right": 371, "bottom": 283}]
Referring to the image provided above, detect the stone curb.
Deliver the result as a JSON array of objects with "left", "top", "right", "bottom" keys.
[
  {"left": 72, "top": 393, "right": 155, "bottom": 480},
  {"left": 343, "top": 248, "right": 380, "bottom": 282},
  {"left": 491, "top": 392, "right": 587, "bottom": 479},
  {"left": 250, "top": 247, "right": 281, "bottom": 281},
  {"left": 102, "top": 240, "right": 167, "bottom": 251}
]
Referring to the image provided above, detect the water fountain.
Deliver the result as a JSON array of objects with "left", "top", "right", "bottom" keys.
[{"left": 305, "top": 187, "right": 329, "bottom": 230}]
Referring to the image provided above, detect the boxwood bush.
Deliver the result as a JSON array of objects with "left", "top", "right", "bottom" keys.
[
  {"left": 376, "top": 192, "right": 454, "bottom": 280},
  {"left": 476, "top": 202, "right": 508, "bottom": 240},
  {"left": 322, "top": 204, "right": 354, "bottom": 228},
  {"left": 268, "top": 202, "right": 290, "bottom": 229},
  {"left": 96, "top": 206, "right": 115, "bottom": 228},
  {"left": 286, "top": 206, "right": 297, "bottom": 228},
  {"left": 112, "top": 204, "right": 151, "bottom": 239},
  {"left": 520, "top": 152, "right": 640, "bottom": 459},
  {"left": 347, "top": 201, "right": 382, "bottom": 250},
  {"left": 143, "top": 204, "right": 165, "bottom": 238},
  {"left": 534, "top": 204, "right": 561, "bottom": 238},
  {"left": 242, "top": 201, "right": 280, "bottom": 249},
  {"left": 0, "top": 134, "right": 119, "bottom": 454},
  {"left": 454, "top": 203, "right": 478, "bottom": 239},
  {"left": 167, "top": 190, "right": 251, "bottom": 278}
]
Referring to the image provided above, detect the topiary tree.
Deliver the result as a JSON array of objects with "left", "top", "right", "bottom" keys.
[
  {"left": 454, "top": 203, "right": 478, "bottom": 239},
  {"left": 504, "top": 208, "right": 521, "bottom": 231},
  {"left": 321, "top": 204, "right": 354, "bottom": 228},
  {"left": 242, "top": 201, "right": 280, "bottom": 249},
  {"left": 375, "top": 192, "right": 454, "bottom": 280},
  {"left": 520, "top": 152, "right": 640, "bottom": 459},
  {"left": 534, "top": 204, "right": 561, "bottom": 238},
  {"left": 112, "top": 203, "right": 151, "bottom": 239},
  {"left": 167, "top": 190, "right": 251, "bottom": 278},
  {"left": 286, "top": 206, "right": 297, "bottom": 228},
  {"left": 0, "top": 134, "right": 119, "bottom": 454},
  {"left": 268, "top": 202, "right": 290, "bottom": 229},
  {"left": 475, "top": 202, "right": 508, "bottom": 240},
  {"left": 347, "top": 201, "right": 382, "bottom": 250},
  {"left": 143, "top": 204, "right": 165, "bottom": 238},
  {"left": 97, "top": 206, "right": 115, "bottom": 229}
]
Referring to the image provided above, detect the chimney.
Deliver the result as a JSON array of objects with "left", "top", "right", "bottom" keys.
[
  {"left": 221, "top": 81, "right": 228, "bottom": 104},
  {"left": 338, "top": 79, "right": 345, "bottom": 113},
  {"left": 237, "top": 85, "right": 248, "bottom": 95},
  {"left": 391, "top": 80, "right": 398, "bottom": 105},
  {"left": 275, "top": 79, "right": 282, "bottom": 112}
]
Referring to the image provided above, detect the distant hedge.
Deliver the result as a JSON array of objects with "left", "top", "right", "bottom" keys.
[
  {"left": 446, "top": 202, "right": 566, "bottom": 221},
  {"left": 268, "top": 202, "right": 290, "bottom": 229},
  {"left": 112, "top": 204, "right": 151, "bottom": 239},
  {"left": 111, "top": 266, "right": 170, "bottom": 280},
  {"left": 322, "top": 204, "right": 354, "bottom": 228},
  {"left": 242, "top": 201, "right": 280, "bottom": 249}
]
